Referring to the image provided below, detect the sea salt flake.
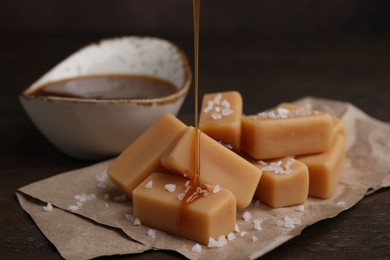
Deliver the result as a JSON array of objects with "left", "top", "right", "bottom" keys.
[
  {"left": 296, "top": 205, "right": 305, "bottom": 212},
  {"left": 240, "top": 231, "right": 247, "bottom": 237},
  {"left": 177, "top": 193, "right": 185, "bottom": 201},
  {"left": 283, "top": 215, "right": 301, "bottom": 229},
  {"left": 203, "top": 105, "right": 213, "bottom": 113},
  {"left": 74, "top": 194, "right": 86, "bottom": 202},
  {"left": 86, "top": 193, "right": 96, "bottom": 201},
  {"left": 234, "top": 224, "right": 240, "bottom": 233},
  {"left": 43, "top": 202, "right": 53, "bottom": 212},
  {"left": 214, "top": 106, "right": 221, "bottom": 113},
  {"left": 243, "top": 211, "right": 252, "bottom": 221},
  {"left": 144, "top": 180, "right": 153, "bottom": 189},
  {"left": 96, "top": 171, "right": 108, "bottom": 183},
  {"left": 164, "top": 183, "right": 176, "bottom": 192},
  {"left": 68, "top": 205, "right": 79, "bottom": 212},
  {"left": 213, "top": 94, "right": 222, "bottom": 104},
  {"left": 191, "top": 243, "right": 202, "bottom": 253},
  {"left": 336, "top": 200, "right": 346, "bottom": 207},
  {"left": 222, "top": 107, "right": 234, "bottom": 116},
  {"left": 133, "top": 218, "right": 141, "bottom": 226},
  {"left": 253, "top": 219, "right": 262, "bottom": 231},
  {"left": 221, "top": 99, "right": 230, "bottom": 108},
  {"left": 217, "top": 235, "right": 227, "bottom": 247},
  {"left": 252, "top": 236, "right": 258, "bottom": 242},
  {"left": 76, "top": 201, "right": 83, "bottom": 207},
  {"left": 147, "top": 229, "right": 156, "bottom": 238},
  {"left": 211, "top": 113, "right": 222, "bottom": 120},
  {"left": 213, "top": 185, "right": 221, "bottom": 194},
  {"left": 207, "top": 237, "right": 218, "bottom": 248},
  {"left": 227, "top": 232, "right": 236, "bottom": 241}
]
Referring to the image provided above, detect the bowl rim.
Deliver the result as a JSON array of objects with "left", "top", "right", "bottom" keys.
[{"left": 20, "top": 36, "right": 192, "bottom": 106}]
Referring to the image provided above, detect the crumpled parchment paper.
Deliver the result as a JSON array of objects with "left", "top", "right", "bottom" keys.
[{"left": 17, "top": 97, "right": 390, "bottom": 259}]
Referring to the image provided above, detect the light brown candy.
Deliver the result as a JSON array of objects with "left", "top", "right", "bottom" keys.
[
  {"left": 107, "top": 114, "right": 186, "bottom": 197},
  {"left": 199, "top": 91, "right": 242, "bottom": 150},
  {"left": 161, "top": 126, "right": 262, "bottom": 208},
  {"left": 253, "top": 157, "right": 309, "bottom": 208},
  {"left": 241, "top": 105, "right": 333, "bottom": 159},
  {"left": 133, "top": 172, "right": 236, "bottom": 245},
  {"left": 297, "top": 134, "right": 346, "bottom": 199}
]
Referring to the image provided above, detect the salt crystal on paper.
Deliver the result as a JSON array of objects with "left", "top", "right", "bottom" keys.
[
  {"left": 144, "top": 180, "right": 153, "bottom": 189},
  {"left": 240, "top": 231, "right": 247, "bottom": 237},
  {"left": 147, "top": 229, "right": 156, "bottom": 238},
  {"left": 42, "top": 202, "right": 53, "bottom": 212},
  {"left": 217, "top": 235, "right": 227, "bottom": 247},
  {"left": 86, "top": 193, "right": 96, "bottom": 201},
  {"left": 252, "top": 236, "right": 258, "bottom": 242},
  {"left": 191, "top": 243, "right": 202, "bottom": 253},
  {"left": 234, "top": 224, "right": 240, "bottom": 233},
  {"left": 133, "top": 218, "right": 141, "bottom": 226},
  {"left": 68, "top": 205, "right": 79, "bottom": 212},
  {"left": 296, "top": 205, "right": 305, "bottom": 212},
  {"left": 96, "top": 171, "right": 108, "bottom": 183},
  {"left": 227, "top": 232, "right": 236, "bottom": 241},
  {"left": 243, "top": 211, "right": 252, "bottom": 221},
  {"left": 164, "top": 183, "right": 176, "bottom": 192},
  {"left": 208, "top": 237, "right": 218, "bottom": 248},
  {"left": 283, "top": 215, "right": 301, "bottom": 229},
  {"left": 253, "top": 219, "right": 262, "bottom": 231},
  {"left": 336, "top": 200, "right": 346, "bottom": 207}
]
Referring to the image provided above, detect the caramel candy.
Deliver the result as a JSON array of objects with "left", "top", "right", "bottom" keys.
[
  {"left": 199, "top": 91, "right": 243, "bottom": 150},
  {"left": 161, "top": 127, "right": 262, "bottom": 208},
  {"left": 297, "top": 134, "right": 346, "bottom": 199},
  {"left": 107, "top": 114, "right": 186, "bottom": 197},
  {"left": 133, "top": 172, "right": 236, "bottom": 245},
  {"left": 254, "top": 157, "right": 309, "bottom": 208},
  {"left": 241, "top": 105, "right": 333, "bottom": 159}
]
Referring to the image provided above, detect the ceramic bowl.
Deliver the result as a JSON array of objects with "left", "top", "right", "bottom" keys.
[{"left": 20, "top": 36, "right": 191, "bottom": 160}]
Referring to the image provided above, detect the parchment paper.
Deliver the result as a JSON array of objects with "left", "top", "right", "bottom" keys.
[{"left": 17, "top": 97, "right": 390, "bottom": 259}]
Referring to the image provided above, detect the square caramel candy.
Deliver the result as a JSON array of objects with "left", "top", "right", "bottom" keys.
[
  {"left": 297, "top": 134, "right": 346, "bottom": 199},
  {"left": 133, "top": 172, "right": 236, "bottom": 245},
  {"left": 161, "top": 126, "right": 262, "bottom": 208},
  {"left": 107, "top": 114, "right": 186, "bottom": 197},
  {"left": 199, "top": 91, "right": 242, "bottom": 151},
  {"left": 241, "top": 104, "right": 333, "bottom": 159},
  {"left": 253, "top": 157, "right": 309, "bottom": 208}
]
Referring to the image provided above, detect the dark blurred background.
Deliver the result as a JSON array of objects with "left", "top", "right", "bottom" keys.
[
  {"left": 1, "top": 0, "right": 390, "bottom": 118},
  {"left": 1, "top": 0, "right": 390, "bottom": 37}
]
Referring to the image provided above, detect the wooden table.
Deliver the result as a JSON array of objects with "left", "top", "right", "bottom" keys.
[{"left": 1, "top": 34, "right": 389, "bottom": 259}]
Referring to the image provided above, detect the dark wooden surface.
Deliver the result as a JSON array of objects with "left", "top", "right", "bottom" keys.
[{"left": 1, "top": 34, "right": 389, "bottom": 259}]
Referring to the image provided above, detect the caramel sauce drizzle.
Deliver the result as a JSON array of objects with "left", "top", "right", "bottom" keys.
[{"left": 178, "top": 0, "right": 209, "bottom": 229}]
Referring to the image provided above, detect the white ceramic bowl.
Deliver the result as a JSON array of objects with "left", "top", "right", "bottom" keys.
[{"left": 20, "top": 36, "right": 191, "bottom": 160}]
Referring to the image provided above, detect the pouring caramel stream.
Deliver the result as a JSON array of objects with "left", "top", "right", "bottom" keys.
[{"left": 178, "top": 0, "right": 209, "bottom": 229}]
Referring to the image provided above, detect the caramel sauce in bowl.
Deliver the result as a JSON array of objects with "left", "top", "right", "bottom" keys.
[{"left": 20, "top": 36, "right": 191, "bottom": 160}]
